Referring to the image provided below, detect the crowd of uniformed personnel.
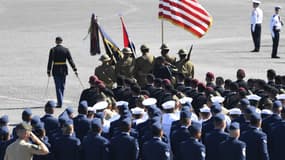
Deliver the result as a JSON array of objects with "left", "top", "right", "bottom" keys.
[{"left": 2, "top": 43, "right": 285, "bottom": 160}]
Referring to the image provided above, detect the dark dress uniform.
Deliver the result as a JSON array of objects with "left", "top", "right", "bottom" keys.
[
  {"left": 219, "top": 137, "right": 246, "bottom": 160},
  {"left": 142, "top": 137, "right": 170, "bottom": 160},
  {"left": 47, "top": 44, "right": 77, "bottom": 107},
  {"left": 109, "top": 132, "right": 139, "bottom": 160},
  {"left": 79, "top": 87, "right": 104, "bottom": 107},
  {"left": 270, "top": 10, "right": 282, "bottom": 58},
  {"left": 240, "top": 126, "right": 269, "bottom": 160},
  {"left": 261, "top": 113, "right": 281, "bottom": 135},
  {"left": 204, "top": 129, "right": 229, "bottom": 160},
  {"left": 53, "top": 135, "right": 81, "bottom": 160},
  {"left": 40, "top": 114, "right": 60, "bottom": 139},
  {"left": 170, "top": 126, "right": 190, "bottom": 160},
  {"left": 73, "top": 114, "right": 91, "bottom": 142},
  {"left": 81, "top": 132, "right": 110, "bottom": 160},
  {"left": 270, "top": 121, "right": 285, "bottom": 160},
  {"left": 179, "top": 137, "right": 206, "bottom": 160}
]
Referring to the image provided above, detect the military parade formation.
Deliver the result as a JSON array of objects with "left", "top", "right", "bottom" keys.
[{"left": 1, "top": 0, "right": 285, "bottom": 160}]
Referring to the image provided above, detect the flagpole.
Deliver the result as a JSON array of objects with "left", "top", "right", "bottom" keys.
[{"left": 161, "top": 19, "right": 164, "bottom": 44}]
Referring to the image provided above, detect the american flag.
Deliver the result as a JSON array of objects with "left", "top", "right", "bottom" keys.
[{"left": 159, "top": 0, "right": 213, "bottom": 38}]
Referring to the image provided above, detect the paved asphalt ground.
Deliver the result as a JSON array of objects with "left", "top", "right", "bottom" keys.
[{"left": 0, "top": 0, "right": 285, "bottom": 123}]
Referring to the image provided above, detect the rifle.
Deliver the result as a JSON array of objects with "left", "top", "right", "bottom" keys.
[{"left": 186, "top": 44, "right": 193, "bottom": 61}]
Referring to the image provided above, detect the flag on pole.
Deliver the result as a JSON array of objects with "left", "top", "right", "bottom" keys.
[
  {"left": 98, "top": 24, "right": 123, "bottom": 63},
  {"left": 159, "top": 0, "right": 213, "bottom": 38},
  {"left": 89, "top": 14, "right": 101, "bottom": 55},
  {"left": 120, "top": 16, "right": 136, "bottom": 57}
]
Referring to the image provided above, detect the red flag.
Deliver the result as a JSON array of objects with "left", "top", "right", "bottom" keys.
[
  {"left": 90, "top": 14, "right": 100, "bottom": 55},
  {"left": 120, "top": 16, "right": 136, "bottom": 56},
  {"left": 159, "top": 0, "right": 213, "bottom": 38}
]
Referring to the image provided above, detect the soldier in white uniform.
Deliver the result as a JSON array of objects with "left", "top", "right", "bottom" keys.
[
  {"left": 161, "top": 100, "right": 180, "bottom": 139},
  {"left": 250, "top": 0, "right": 263, "bottom": 52},
  {"left": 270, "top": 6, "right": 283, "bottom": 58}
]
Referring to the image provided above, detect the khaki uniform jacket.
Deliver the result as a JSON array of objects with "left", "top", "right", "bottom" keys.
[
  {"left": 4, "top": 139, "right": 43, "bottom": 160},
  {"left": 115, "top": 57, "right": 135, "bottom": 78},
  {"left": 175, "top": 59, "right": 194, "bottom": 78},
  {"left": 135, "top": 54, "right": 155, "bottom": 86},
  {"left": 95, "top": 64, "right": 116, "bottom": 88}
]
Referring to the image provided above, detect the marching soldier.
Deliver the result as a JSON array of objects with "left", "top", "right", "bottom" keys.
[
  {"left": 115, "top": 47, "right": 136, "bottom": 79},
  {"left": 95, "top": 54, "right": 116, "bottom": 88},
  {"left": 175, "top": 49, "right": 194, "bottom": 78},
  {"left": 160, "top": 44, "right": 176, "bottom": 65},
  {"left": 250, "top": 0, "right": 263, "bottom": 52},
  {"left": 47, "top": 37, "right": 78, "bottom": 108},
  {"left": 270, "top": 6, "right": 283, "bottom": 58},
  {"left": 134, "top": 45, "right": 155, "bottom": 87}
]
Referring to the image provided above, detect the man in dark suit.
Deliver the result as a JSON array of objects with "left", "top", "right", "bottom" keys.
[
  {"left": 142, "top": 122, "right": 170, "bottom": 160},
  {"left": 261, "top": 100, "right": 282, "bottom": 135},
  {"left": 47, "top": 37, "right": 78, "bottom": 108},
  {"left": 219, "top": 122, "right": 246, "bottom": 160},
  {"left": 81, "top": 118, "right": 109, "bottom": 160},
  {"left": 73, "top": 101, "right": 91, "bottom": 142},
  {"left": 40, "top": 101, "right": 60, "bottom": 140},
  {"left": 204, "top": 113, "right": 229, "bottom": 160},
  {"left": 53, "top": 118, "right": 81, "bottom": 160},
  {"left": 109, "top": 118, "right": 139, "bottom": 160},
  {"left": 240, "top": 112, "right": 269, "bottom": 160},
  {"left": 180, "top": 121, "right": 206, "bottom": 160}
]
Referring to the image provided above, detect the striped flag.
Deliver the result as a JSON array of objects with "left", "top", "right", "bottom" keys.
[
  {"left": 120, "top": 16, "right": 136, "bottom": 57},
  {"left": 89, "top": 14, "right": 101, "bottom": 55},
  {"left": 159, "top": 0, "right": 213, "bottom": 38}
]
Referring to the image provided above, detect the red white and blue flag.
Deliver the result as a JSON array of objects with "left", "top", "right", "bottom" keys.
[{"left": 159, "top": 0, "right": 213, "bottom": 38}]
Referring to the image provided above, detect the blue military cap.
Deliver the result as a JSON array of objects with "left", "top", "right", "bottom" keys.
[
  {"left": 91, "top": 118, "right": 102, "bottom": 129},
  {"left": 214, "top": 113, "right": 225, "bottom": 122},
  {"left": 116, "top": 101, "right": 129, "bottom": 112},
  {"left": 31, "top": 116, "right": 41, "bottom": 126},
  {"left": 181, "top": 106, "right": 190, "bottom": 112},
  {"left": 0, "top": 126, "right": 9, "bottom": 135},
  {"left": 245, "top": 106, "right": 256, "bottom": 114},
  {"left": 58, "top": 111, "right": 70, "bottom": 126},
  {"left": 120, "top": 118, "right": 132, "bottom": 128},
  {"left": 211, "top": 102, "right": 222, "bottom": 114},
  {"left": 147, "top": 105, "right": 160, "bottom": 117},
  {"left": 250, "top": 112, "right": 261, "bottom": 121},
  {"left": 0, "top": 115, "right": 9, "bottom": 124},
  {"left": 273, "top": 100, "right": 282, "bottom": 109},
  {"left": 275, "top": 6, "right": 282, "bottom": 10},
  {"left": 22, "top": 108, "right": 32, "bottom": 116},
  {"left": 34, "top": 122, "right": 45, "bottom": 130},
  {"left": 79, "top": 100, "right": 88, "bottom": 110},
  {"left": 65, "top": 118, "right": 73, "bottom": 125},
  {"left": 180, "top": 110, "right": 192, "bottom": 119},
  {"left": 188, "top": 121, "right": 202, "bottom": 135},
  {"left": 45, "top": 100, "right": 56, "bottom": 108},
  {"left": 65, "top": 106, "right": 74, "bottom": 115},
  {"left": 229, "top": 122, "right": 240, "bottom": 130},
  {"left": 240, "top": 98, "right": 250, "bottom": 106},
  {"left": 151, "top": 122, "right": 162, "bottom": 133}
]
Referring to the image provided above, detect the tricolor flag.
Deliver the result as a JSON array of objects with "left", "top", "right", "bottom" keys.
[
  {"left": 159, "top": 0, "right": 213, "bottom": 38},
  {"left": 98, "top": 24, "right": 123, "bottom": 63},
  {"left": 89, "top": 14, "right": 101, "bottom": 55},
  {"left": 120, "top": 16, "right": 136, "bottom": 57}
]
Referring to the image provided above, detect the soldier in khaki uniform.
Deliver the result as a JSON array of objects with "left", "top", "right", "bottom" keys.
[
  {"left": 135, "top": 44, "right": 155, "bottom": 87},
  {"left": 95, "top": 54, "right": 116, "bottom": 88},
  {"left": 4, "top": 123, "right": 49, "bottom": 160},
  {"left": 160, "top": 43, "right": 176, "bottom": 65},
  {"left": 175, "top": 49, "right": 194, "bottom": 78},
  {"left": 115, "top": 47, "right": 136, "bottom": 79}
]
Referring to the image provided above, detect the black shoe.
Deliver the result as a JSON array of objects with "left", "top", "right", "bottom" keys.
[
  {"left": 250, "top": 49, "right": 259, "bottom": 52},
  {"left": 56, "top": 105, "right": 62, "bottom": 108},
  {"left": 271, "top": 56, "right": 280, "bottom": 59}
]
